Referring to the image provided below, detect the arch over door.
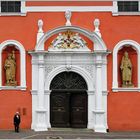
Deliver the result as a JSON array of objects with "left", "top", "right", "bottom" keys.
[{"left": 50, "top": 72, "right": 88, "bottom": 128}]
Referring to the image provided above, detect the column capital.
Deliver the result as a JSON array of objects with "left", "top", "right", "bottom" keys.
[{"left": 38, "top": 61, "right": 45, "bottom": 67}]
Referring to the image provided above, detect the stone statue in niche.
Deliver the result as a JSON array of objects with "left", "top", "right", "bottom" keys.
[
  {"left": 120, "top": 51, "right": 133, "bottom": 87},
  {"left": 4, "top": 50, "right": 17, "bottom": 86}
]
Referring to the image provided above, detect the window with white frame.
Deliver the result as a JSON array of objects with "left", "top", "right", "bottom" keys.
[
  {"left": 118, "top": 1, "right": 139, "bottom": 12},
  {"left": 1, "top": 1, "right": 21, "bottom": 13}
]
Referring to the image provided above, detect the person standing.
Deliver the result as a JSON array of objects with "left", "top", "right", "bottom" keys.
[{"left": 13, "top": 112, "right": 21, "bottom": 132}]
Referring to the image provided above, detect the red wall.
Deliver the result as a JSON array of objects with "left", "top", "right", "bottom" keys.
[{"left": 0, "top": 9, "right": 140, "bottom": 130}]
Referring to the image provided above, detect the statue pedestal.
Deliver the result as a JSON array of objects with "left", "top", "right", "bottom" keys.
[
  {"left": 5, "top": 81, "right": 17, "bottom": 86},
  {"left": 122, "top": 83, "right": 134, "bottom": 88}
]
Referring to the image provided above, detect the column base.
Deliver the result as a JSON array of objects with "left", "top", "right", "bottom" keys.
[
  {"left": 33, "top": 108, "right": 48, "bottom": 131},
  {"left": 94, "top": 125, "right": 107, "bottom": 133},
  {"left": 34, "top": 124, "right": 48, "bottom": 131}
]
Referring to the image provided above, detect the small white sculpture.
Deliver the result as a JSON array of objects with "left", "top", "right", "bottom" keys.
[
  {"left": 38, "top": 19, "right": 44, "bottom": 33},
  {"left": 52, "top": 33, "right": 64, "bottom": 48},
  {"left": 65, "top": 10, "right": 72, "bottom": 26},
  {"left": 94, "top": 18, "right": 101, "bottom": 38}
]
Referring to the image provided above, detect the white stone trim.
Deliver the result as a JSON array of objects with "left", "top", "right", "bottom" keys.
[
  {"left": 0, "top": 86, "right": 26, "bottom": 90},
  {"left": 112, "top": 40, "right": 140, "bottom": 92},
  {"left": 25, "top": 6, "right": 113, "bottom": 12},
  {"left": 113, "top": 87, "right": 140, "bottom": 92},
  {"left": 45, "top": 65, "right": 93, "bottom": 91},
  {"left": 35, "top": 26, "right": 107, "bottom": 51},
  {"left": 0, "top": 40, "right": 26, "bottom": 90},
  {"left": 45, "top": 65, "right": 95, "bottom": 130}
]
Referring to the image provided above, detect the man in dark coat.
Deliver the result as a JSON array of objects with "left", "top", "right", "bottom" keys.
[{"left": 13, "top": 112, "right": 21, "bottom": 132}]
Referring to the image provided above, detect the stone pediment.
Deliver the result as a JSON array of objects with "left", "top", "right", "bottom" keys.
[{"left": 48, "top": 31, "right": 90, "bottom": 52}]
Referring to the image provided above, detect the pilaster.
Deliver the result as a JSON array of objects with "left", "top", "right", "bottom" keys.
[
  {"left": 35, "top": 54, "right": 48, "bottom": 131},
  {"left": 94, "top": 54, "right": 106, "bottom": 133}
]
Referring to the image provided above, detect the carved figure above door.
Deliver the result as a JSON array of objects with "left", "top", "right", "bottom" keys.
[{"left": 49, "top": 31, "right": 87, "bottom": 49}]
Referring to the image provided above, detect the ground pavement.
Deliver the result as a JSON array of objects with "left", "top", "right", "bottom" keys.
[{"left": 0, "top": 128, "right": 140, "bottom": 139}]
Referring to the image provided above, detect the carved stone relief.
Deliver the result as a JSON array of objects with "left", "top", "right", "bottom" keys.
[
  {"left": 45, "top": 65, "right": 59, "bottom": 77},
  {"left": 49, "top": 31, "right": 88, "bottom": 50}
]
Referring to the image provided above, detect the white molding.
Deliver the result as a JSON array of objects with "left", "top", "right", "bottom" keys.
[
  {"left": 0, "top": 86, "right": 26, "bottom": 90},
  {"left": 45, "top": 65, "right": 94, "bottom": 91},
  {"left": 25, "top": 6, "right": 113, "bottom": 12},
  {"left": 112, "top": 87, "right": 140, "bottom": 92},
  {"left": 0, "top": 13, "right": 26, "bottom": 16},
  {"left": 112, "top": 40, "right": 140, "bottom": 91},
  {"left": 113, "top": 12, "right": 140, "bottom": 16},
  {"left": 35, "top": 26, "right": 107, "bottom": 51},
  {"left": 0, "top": 40, "right": 26, "bottom": 90}
]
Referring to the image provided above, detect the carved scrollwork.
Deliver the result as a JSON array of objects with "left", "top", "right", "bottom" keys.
[
  {"left": 49, "top": 31, "right": 87, "bottom": 50},
  {"left": 45, "top": 65, "right": 58, "bottom": 77}
]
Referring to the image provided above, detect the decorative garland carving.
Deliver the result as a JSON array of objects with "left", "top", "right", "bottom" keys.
[{"left": 49, "top": 31, "right": 87, "bottom": 49}]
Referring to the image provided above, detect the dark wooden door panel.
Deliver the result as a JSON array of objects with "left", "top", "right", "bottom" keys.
[
  {"left": 70, "top": 92, "right": 87, "bottom": 128},
  {"left": 50, "top": 91, "right": 87, "bottom": 128},
  {"left": 50, "top": 92, "right": 70, "bottom": 127}
]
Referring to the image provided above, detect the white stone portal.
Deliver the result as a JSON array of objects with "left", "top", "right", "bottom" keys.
[{"left": 29, "top": 22, "right": 109, "bottom": 133}]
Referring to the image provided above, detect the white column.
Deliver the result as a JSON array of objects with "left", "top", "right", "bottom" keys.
[
  {"left": 38, "top": 56, "right": 45, "bottom": 109},
  {"left": 38, "top": 68, "right": 44, "bottom": 109},
  {"left": 87, "top": 90, "right": 95, "bottom": 129},
  {"left": 34, "top": 54, "right": 48, "bottom": 131},
  {"left": 94, "top": 55, "right": 106, "bottom": 133},
  {"left": 95, "top": 56, "right": 102, "bottom": 110},
  {"left": 45, "top": 90, "right": 51, "bottom": 128}
]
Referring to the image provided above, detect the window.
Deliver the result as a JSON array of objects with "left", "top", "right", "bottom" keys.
[
  {"left": 1, "top": 1, "right": 21, "bottom": 13},
  {"left": 118, "top": 1, "right": 138, "bottom": 12}
]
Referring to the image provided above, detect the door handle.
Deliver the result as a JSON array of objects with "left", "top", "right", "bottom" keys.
[{"left": 76, "top": 108, "right": 79, "bottom": 111}]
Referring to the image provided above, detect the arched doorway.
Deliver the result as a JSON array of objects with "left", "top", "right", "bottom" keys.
[{"left": 50, "top": 72, "right": 88, "bottom": 128}]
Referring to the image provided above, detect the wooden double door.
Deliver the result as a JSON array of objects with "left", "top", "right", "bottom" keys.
[{"left": 50, "top": 91, "right": 87, "bottom": 128}]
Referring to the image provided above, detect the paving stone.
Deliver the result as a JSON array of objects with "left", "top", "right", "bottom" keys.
[{"left": 0, "top": 129, "right": 140, "bottom": 139}]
